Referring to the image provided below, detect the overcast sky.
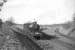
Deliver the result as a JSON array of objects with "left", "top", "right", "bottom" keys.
[{"left": 1, "top": 0, "right": 75, "bottom": 24}]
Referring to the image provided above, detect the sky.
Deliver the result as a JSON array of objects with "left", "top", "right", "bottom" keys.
[{"left": 0, "top": 0, "right": 75, "bottom": 25}]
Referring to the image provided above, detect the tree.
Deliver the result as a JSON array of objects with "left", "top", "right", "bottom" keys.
[
  {"left": 0, "top": 0, "right": 7, "bottom": 11},
  {"left": 5, "top": 17, "right": 15, "bottom": 26},
  {"left": 72, "top": 13, "right": 75, "bottom": 22}
]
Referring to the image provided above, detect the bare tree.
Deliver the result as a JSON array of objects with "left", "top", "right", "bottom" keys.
[
  {"left": 72, "top": 13, "right": 75, "bottom": 22},
  {"left": 5, "top": 17, "right": 15, "bottom": 26},
  {"left": 0, "top": 0, "right": 7, "bottom": 11}
]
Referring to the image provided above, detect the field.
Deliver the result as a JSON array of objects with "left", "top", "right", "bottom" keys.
[{"left": 0, "top": 22, "right": 75, "bottom": 50}]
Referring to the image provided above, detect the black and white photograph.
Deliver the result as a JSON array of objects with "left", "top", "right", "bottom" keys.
[{"left": 0, "top": 0, "right": 75, "bottom": 50}]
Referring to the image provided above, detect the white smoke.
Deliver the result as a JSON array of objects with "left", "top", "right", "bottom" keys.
[{"left": 1, "top": 0, "right": 75, "bottom": 25}]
